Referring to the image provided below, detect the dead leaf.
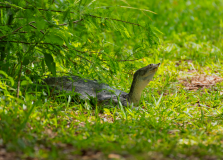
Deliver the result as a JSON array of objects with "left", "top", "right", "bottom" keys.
[
  {"left": 179, "top": 73, "right": 223, "bottom": 90},
  {"left": 108, "top": 153, "right": 122, "bottom": 159}
]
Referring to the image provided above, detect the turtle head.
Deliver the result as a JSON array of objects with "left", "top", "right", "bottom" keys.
[
  {"left": 128, "top": 63, "right": 160, "bottom": 105},
  {"left": 134, "top": 63, "right": 160, "bottom": 82}
]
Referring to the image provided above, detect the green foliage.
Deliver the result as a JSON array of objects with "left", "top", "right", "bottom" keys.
[
  {"left": 0, "top": 0, "right": 159, "bottom": 89},
  {"left": 44, "top": 53, "right": 56, "bottom": 76}
]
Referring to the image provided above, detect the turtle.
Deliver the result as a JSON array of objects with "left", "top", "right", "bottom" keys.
[{"left": 43, "top": 63, "right": 160, "bottom": 106}]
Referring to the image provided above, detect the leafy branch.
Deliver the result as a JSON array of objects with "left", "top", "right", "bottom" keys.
[
  {"left": 0, "top": 40, "right": 143, "bottom": 62},
  {"left": 0, "top": 0, "right": 159, "bottom": 92},
  {"left": 0, "top": 4, "right": 148, "bottom": 28}
]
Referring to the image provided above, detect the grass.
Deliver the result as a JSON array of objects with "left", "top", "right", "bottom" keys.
[{"left": 1, "top": 0, "right": 223, "bottom": 159}]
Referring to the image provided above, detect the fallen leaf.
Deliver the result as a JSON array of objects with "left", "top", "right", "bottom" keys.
[
  {"left": 179, "top": 73, "right": 223, "bottom": 90},
  {"left": 108, "top": 153, "right": 122, "bottom": 159}
]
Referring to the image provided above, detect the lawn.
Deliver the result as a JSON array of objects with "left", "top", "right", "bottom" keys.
[{"left": 0, "top": 0, "right": 223, "bottom": 159}]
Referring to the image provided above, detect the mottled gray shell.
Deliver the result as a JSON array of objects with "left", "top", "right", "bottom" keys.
[{"left": 43, "top": 76, "right": 128, "bottom": 105}]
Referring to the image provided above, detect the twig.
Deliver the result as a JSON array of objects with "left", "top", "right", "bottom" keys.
[
  {"left": 0, "top": 5, "right": 76, "bottom": 13},
  {"left": 0, "top": 21, "right": 44, "bottom": 40},
  {"left": 17, "top": 61, "right": 23, "bottom": 98},
  {"left": 0, "top": 26, "right": 23, "bottom": 40},
  {"left": 0, "top": 40, "right": 93, "bottom": 53},
  {"left": 0, "top": 5, "right": 145, "bottom": 28},
  {"left": 48, "top": 81, "right": 58, "bottom": 99},
  {"left": 0, "top": 40, "right": 142, "bottom": 62},
  {"left": 85, "top": 14, "right": 145, "bottom": 28},
  {"left": 58, "top": 19, "right": 84, "bottom": 26},
  {"left": 28, "top": 21, "right": 45, "bottom": 34}
]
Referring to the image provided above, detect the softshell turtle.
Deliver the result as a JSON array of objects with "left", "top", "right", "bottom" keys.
[{"left": 44, "top": 63, "right": 160, "bottom": 106}]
